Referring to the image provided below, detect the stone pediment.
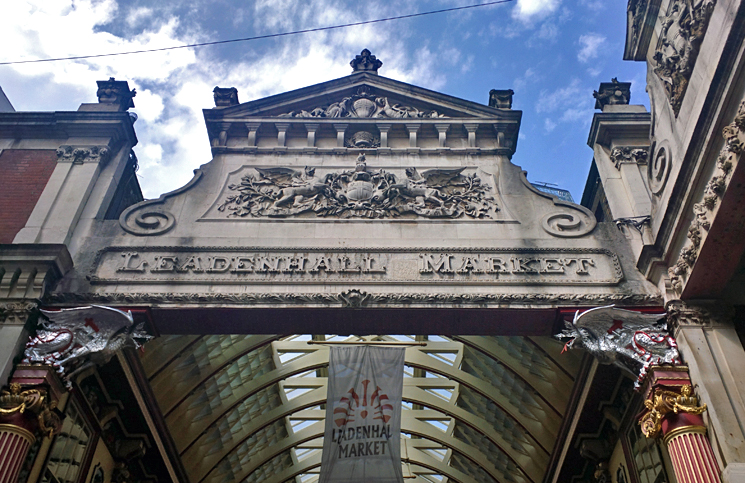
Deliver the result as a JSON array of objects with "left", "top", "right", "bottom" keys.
[{"left": 205, "top": 73, "right": 515, "bottom": 121}]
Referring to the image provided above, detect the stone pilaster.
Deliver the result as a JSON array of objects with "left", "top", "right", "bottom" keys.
[{"left": 666, "top": 300, "right": 745, "bottom": 482}]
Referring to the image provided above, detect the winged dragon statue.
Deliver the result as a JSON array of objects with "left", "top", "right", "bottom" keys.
[
  {"left": 556, "top": 305, "right": 680, "bottom": 387},
  {"left": 24, "top": 305, "right": 153, "bottom": 386}
]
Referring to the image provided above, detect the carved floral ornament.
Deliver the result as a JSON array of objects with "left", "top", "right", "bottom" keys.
[
  {"left": 0, "top": 383, "right": 62, "bottom": 438},
  {"left": 639, "top": 384, "right": 707, "bottom": 439},
  {"left": 217, "top": 154, "right": 497, "bottom": 219},
  {"left": 653, "top": 0, "right": 716, "bottom": 115},
  {"left": 668, "top": 98, "right": 745, "bottom": 291},
  {"left": 610, "top": 146, "right": 648, "bottom": 169},
  {"left": 278, "top": 86, "right": 446, "bottom": 119},
  {"left": 56, "top": 145, "right": 112, "bottom": 165}
]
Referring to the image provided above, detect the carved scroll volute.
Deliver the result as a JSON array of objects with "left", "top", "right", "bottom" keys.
[
  {"left": 541, "top": 209, "right": 597, "bottom": 238},
  {"left": 119, "top": 169, "right": 204, "bottom": 236}
]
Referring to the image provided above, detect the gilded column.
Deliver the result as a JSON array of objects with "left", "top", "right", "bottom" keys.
[
  {"left": 0, "top": 366, "right": 63, "bottom": 483},
  {"left": 639, "top": 366, "right": 720, "bottom": 483}
]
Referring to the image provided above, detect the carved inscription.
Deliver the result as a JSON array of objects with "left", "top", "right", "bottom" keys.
[{"left": 95, "top": 248, "right": 623, "bottom": 285}]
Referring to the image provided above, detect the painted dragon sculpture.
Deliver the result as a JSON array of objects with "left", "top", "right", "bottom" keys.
[{"left": 24, "top": 305, "right": 153, "bottom": 386}]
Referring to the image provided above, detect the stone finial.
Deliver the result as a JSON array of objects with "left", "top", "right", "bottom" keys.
[
  {"left": 593, "top": 78, "right": 631, "bottom": 110},
  {"left": 488, "top": 89, "right": 514, "bottom": 109},
  {"left": 96, "top": 77, "right": 136, "bottom": 110},
  {"left": 213, "top": 87, "right": 239, "bottom": 108},
  {"left": 351, "top": 49, "right": 382, "bottom": 74}
]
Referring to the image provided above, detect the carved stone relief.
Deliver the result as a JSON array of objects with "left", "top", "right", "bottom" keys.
[
  {"left": 593, "top": 79, "right": 631, "bottom": 110},
  {"left": 96, "top": 77, "right": 135, "bottom": 110},
  {"left": 0, "top": 302, "right": 37, "bottom": 325},
  {"left": 627, "top": 0, "right": 648, "bottom": 55},
  {"left": 351, "top": 49, "right": 382, "bottom": 74},
  {"left": 119, "top": 169, "right": 203, "bottom": 235},
  {"left": 610, "top": 146, "right": 648, "bottom": 169},
  {"left": 668, "top": 99, "right": 745, "bottom": 291},
  {"left": 488, "top": 89, "right": 514, "bottom": 109},
  {"left": 278, "top": 86, "right": 446, "bottom": 119},
  {"left": 56, "top": 145, "right": 111, "bottom": 165},
  {"left": 653, "top": 0, "right": 717, "bottom": 115},
  {"left": 345, "top": 131, "right": 380, "bottom": 148},
  {"left": 648, "top": 143, "right": 672, "bottom": 194},
  {"left": 213, "top": 87, "right": 239, "bottom": 107},
  {"left": 216, "top": 154, "right": 497, "bottom": 219}
]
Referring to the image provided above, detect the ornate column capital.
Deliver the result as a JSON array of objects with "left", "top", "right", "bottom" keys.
[
  {"left": 665, "top": 300, "right": 735, "bottom": 335},
  {"left": 638, "top": 368, "right": 706, "bottom": 439},
  {"left": 0, "top": 302, "right": 37, "bottom": 326},
  {"left": 637, "top": 366, "right": 721, "bottom": 482}
]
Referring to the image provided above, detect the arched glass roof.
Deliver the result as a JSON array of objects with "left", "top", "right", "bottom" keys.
[{"left": 140, "top": 335, "right": 582, "bottom": 483}]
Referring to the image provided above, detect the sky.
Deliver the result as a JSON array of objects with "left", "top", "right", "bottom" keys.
[{"left": 0, "top": 0, "right": 649, "bottom": 201}]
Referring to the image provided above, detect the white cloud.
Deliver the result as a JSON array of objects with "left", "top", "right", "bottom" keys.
[
  {"left": 535, "top": 78, "right": 594, "bottom": 128},
  {"left": 0, "top": 0, "right": 456, "bottom": 199},
  {"left": 577, "top": 33, "right": 606, "bottom": 63},
  {"left": 512, "top": 0, "right": 561, "bottom": 23},
  {"left": 126, "top": 6, "right": 153, "bottom": 28}
]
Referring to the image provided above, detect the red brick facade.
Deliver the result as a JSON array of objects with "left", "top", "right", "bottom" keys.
[{"left": 0, "top": 149, "right": 57, "bottom": 243}]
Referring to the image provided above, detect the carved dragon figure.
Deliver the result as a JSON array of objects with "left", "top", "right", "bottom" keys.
[
  {"left": 556, "top": 305, "right": 680, "bottom": 387},
  {"left": 24, "top": 305, "right": 153, "bottom": 386}
]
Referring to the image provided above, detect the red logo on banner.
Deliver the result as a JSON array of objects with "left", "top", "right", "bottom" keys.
[{"left": 333, "top": 379, "right": 394, "bottom": 427}]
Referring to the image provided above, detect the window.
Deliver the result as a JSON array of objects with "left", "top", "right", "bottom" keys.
[{"left": 41, "top": 401, "right": 93, "bottom": 483}]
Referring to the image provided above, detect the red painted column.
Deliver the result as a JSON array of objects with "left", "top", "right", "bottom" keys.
[
  {"left": 639, "top": 366, "right": 721, "bottom": 483},
  {"left": 0, "top": 365, "right": 64, "bottom": 483}
]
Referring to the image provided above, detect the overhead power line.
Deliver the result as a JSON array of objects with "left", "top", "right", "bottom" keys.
[{"left": 0, "top": 0, "right": 515, "bottom": 66}]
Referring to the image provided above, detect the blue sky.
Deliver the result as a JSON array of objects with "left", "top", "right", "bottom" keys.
[{"left": 1, "top": 0, "right": 648, "bottom": 200}]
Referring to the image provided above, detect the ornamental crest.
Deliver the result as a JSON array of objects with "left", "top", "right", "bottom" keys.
[
  {"left": 279, "top": 86, "right": 445, "bottom": 119},
  {"left": 217, "top": 155, "right": 497, "bottom": 219}
]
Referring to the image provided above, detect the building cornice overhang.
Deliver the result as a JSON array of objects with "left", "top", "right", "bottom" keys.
[
  {"left": 587, "top": 111, "right": 651, "bottom": 147},
  {"left": 0, "top": 111, "right": 138, "bottom": 146}
]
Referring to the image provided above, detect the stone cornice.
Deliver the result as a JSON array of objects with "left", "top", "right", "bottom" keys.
[
  {"left": 0, "top": 111, "right": 137, "bottom": 146},
  {"left": 587, "top": 111, "right": 651, "bottom": 148},
  {"left": 0, "top": 244, "right": 73, "bottom": 304},
  {"left": 45, "top": 291, "right": 662, "bottom": 308}
]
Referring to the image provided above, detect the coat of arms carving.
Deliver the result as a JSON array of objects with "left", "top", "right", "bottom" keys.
[{"left": 217, "top": 155, "right": 497, "bottom": 219}]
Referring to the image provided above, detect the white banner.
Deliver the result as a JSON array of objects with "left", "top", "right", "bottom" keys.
[{"left": 319, "top": 346, "right": 405, "bottom": 483}]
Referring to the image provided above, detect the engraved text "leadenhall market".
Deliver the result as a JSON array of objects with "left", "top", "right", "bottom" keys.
[{"left": 115, "top": 252, "right": 598, "bottom": 276}]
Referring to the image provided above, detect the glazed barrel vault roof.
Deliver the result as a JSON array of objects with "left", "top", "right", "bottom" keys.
[{"left": 140, "top": 334, "right": 582, "bottom": 483}]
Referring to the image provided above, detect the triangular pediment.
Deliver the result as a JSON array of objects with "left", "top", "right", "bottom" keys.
[{"left": 204, "top": 72, "right": 516, "bottom": 121}]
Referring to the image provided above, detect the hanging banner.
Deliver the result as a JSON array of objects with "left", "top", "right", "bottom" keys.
[{"left": 319, "top": 346, "right": 405, "bottom": 483}]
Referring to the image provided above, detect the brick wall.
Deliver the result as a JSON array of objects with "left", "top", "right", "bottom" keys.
[{"left": 0, "top": 149, "right": 58, "bottom": 243}]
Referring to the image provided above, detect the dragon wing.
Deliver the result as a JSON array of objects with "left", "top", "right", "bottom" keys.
[
  {"left": 573, "top": 305, "right": 666, "bottom": 339},
  {"left": 40, "top": 305, "right": 134, "bottom": 339},
  {"left": 255, "top": 167, "right": 302, "bottom": 187},
  {"left": 420, "top": 167, "right": 467, "bottom": 186}
]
